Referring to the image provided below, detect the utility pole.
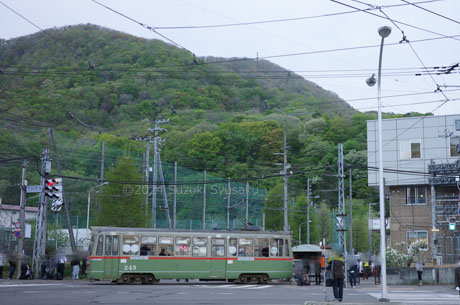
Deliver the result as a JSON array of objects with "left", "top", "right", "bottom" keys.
[
  {"left": 173, "top": 161, "right": 177, "bottom": 229},
  {"left": 337, "top": 143, "right": 348, "bottom": 287},
  {"left": 100, "top": 140, "right": 105, "bottom": 182},
  {"left": 51, "top": 128, "right": 76, "bottom": 252},
  {"left": 307, "top": 177, "right": 310, "bottom": 244},
  {"left": 227, "top": 178, "right": 230, "bottom": 230},
  {"left": 349, "top": 169, "right": 353, "bottom": 255},
  {"left": 202, "top": 170, "right": 206, "bottom": 230},
  {"left": 32, "top": 131, "right": 52, "bottom": 278},
  {"left": 16, "top": 159, "right": 27, "bottom": 279},
  {"left": 135, "top": 119, "right": 171, "bottom": 229},
  {"left": 245, "top": 181, "right": 249, "bottom": 225},
  {"left": 145, "top": 143, "right": 150, "bottom": 217},
  {"left": 157, "top": 153, "right": 171, "bottom": 229},
  {"left": 149, "top": 119, "right": 171, "bottom": 229},
  {"left": 274, "top": 132, "right": 290, "bottom": 232}
]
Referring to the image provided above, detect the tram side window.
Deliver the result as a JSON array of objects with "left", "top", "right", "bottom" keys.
[
  {"left": 270, "top": 238, "right": 284, "bottom": 257},
  {"left": 192, "top": 237, "right": 207, "bottom": 257},
  {"left": 122, "top": 235, "right": 140, "bottom": 255},
  {"left": 175, "top": 237, "right": 191, "bottom": 256},
  {"left": 238, "top": 238, "right": 253, "bottom": 257},
  {"left": 96, "top": 235, "right": 104, "bottom": 256},
  {"left": 211, "top": 238, "right": 225, "bottom": 257},
  {"left": 105, "top": 236, "right": 112, "bottom": 256},
  {"left": 254, "top": 238, "right": 269, "bottom": 257},
  {"left": 229, "top": 238, "right": 237, "bottom": 257},
  {"left": 113, "top": 236, "right": 119, "bottom": 255},
  {"left": 140, "top": 236, "right": 157, "bottom": 256},
  {"left": 158, "top": 236, "right": 174, "bottom": 256}
]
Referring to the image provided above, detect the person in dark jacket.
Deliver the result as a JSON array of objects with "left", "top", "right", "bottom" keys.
[
  {"left": 327, "top": 253, "right": 345, "bottom": 302},
  {"left": 349, "top": 261, "right": 358, "bottom": 288},
  {"left": 315, "top": 258, "right": 322, "bottom": 285},
  {"left": 8, "top": 256, "right": 16, "bottom": 280}
]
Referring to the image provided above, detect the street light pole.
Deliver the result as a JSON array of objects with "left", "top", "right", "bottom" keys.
[
  {"left": 367, "top": 25, "right": 391, "bottom": 302},
  {"left": 87, "top": 182, "right": 109, "bottom": 229}
]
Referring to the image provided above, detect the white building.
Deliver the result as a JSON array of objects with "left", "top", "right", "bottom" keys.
[{"left": 367, "top": 114, "right": 460, "bottom": 264}]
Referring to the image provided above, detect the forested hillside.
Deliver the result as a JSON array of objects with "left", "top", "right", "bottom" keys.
[{"left": 0, "top": 24, "right": 425, "bottom": 251}]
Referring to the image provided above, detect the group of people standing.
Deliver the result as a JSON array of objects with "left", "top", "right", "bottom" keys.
[
  {"left": 40, "top": 254, "right": 87, "bottom": 280},
  {"left": 0, "top": 251, "right": 88, "bottom": 280},
  {"left": 0, "top": 252, "right": 32, "bottom": 280}
]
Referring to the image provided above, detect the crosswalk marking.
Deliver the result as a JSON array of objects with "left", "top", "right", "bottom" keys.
[
  {"left": 192, "top": 284, "right": 272, "bottom": 290},
  {"left": 367, "top": 292, "right": 460, "bottom": 304},
  {"left": 247, "top": 285, "right": 272, "bottom": 290}
]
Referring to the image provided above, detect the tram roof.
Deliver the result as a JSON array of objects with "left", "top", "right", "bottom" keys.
[
  {"left": 292, "top": 244, "right": 322, "bottom": 253},
  {"left": 90, "top": 226, "right": 291, "bottom": 236}
]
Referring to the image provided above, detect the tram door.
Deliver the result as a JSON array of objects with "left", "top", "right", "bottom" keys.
[
  {"left": 209, "top": 238, "right": 226, "bottom": 279},
  {"left": 103, "top": 235, "right": 120, "bottom": 279}
]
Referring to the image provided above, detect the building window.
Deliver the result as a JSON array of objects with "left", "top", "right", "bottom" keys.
[
  {"left": 454, "top": 232, "right": 460, "bottom": 251},
  {"left": 400, "top": 140, "right": 421, "bottom": 160},
  {"left": 455, "top": 120, "right": 460, "bottom": 131},
  {"left": 406, "top": 186, "right": 426, "bottom": 204},
  {"left": 450, "top": 136, "right": 460, "bottom": 157},
  {"left": 406, "top": 231, "right": 428, "bottom": 251}
]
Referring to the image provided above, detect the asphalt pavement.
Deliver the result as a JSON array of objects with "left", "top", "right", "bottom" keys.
[{"left": 0, "top": 277, "right": 459, "bottom": 305}]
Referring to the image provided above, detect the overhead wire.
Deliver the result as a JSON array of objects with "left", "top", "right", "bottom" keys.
[
  {"left": 330, "top": 0, "right": 460, "bottom": 42},
  {"left": 400, "top": 0, "right": 460, "bottom": 26},
  {"left": 149, "top": 0, "right": 442, "bottom": 30},
  {"left": 90, "top": 0, "right": 193, "bottom": 55}
]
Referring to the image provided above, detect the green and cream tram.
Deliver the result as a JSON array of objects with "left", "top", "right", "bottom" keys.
[{"left": 88, "top": 227, "right": 293, "bottom": 284}]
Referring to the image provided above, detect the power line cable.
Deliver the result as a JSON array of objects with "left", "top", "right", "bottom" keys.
[
  {"left": 90, "top": 0, "right": 194, "bottom": 56},
  {"left": 400, "top": 0, "right": 460, "bottom": 26},
  {"left": 150, "top": 0, "right": 442, "bottom": 30},
  {"left": 330, "top": 0, "right": 460, "bottom": 42}
]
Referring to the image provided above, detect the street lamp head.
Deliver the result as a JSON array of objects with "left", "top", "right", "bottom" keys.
[
  {"left": 378, "top": 26, "right": 392, "bottom": 38},
  {"left": 366, "top": 74, "right": 376, "bottom": 87}
]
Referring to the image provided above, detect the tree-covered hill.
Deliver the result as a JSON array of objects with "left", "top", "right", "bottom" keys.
[
  {"left": 1, "top": 24, "right": 425, "bottom": 250},
  {"left": 0, "top": 24, "right": 354, "bottom": 127}
]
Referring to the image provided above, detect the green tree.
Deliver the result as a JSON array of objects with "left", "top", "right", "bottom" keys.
[
  {"left": 96, "top": 158, "right": 146, "bottom": 227},
  {"left": 315, "top": 202, "right": 333, "bottom": 244},
  {"left": 264, "top": 183, "right": 284, "bottom": 230}
]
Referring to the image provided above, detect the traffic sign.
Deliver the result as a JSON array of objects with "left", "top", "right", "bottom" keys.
[
  {"left": 14, "top": 222, "right": 21, "bottom": 229},
  {"left": 14, "top": 231, "right": 21, "bottom": 238},
  {"left": 27, "top": 185, "right": 42, "bottom": 193}
]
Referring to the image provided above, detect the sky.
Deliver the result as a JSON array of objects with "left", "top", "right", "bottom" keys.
[{"left": 1, "top": 0, "right": 460, "bottom": 116}]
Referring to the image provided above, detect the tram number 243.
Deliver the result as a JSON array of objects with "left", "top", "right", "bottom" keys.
[{"left": 123, "top": 265, "right": 137, "bottom": 271}]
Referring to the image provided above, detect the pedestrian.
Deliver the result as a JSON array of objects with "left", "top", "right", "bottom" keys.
[
  {"left": 0, "top": 251, "right": 4, "bottom": 279},
  {"left": 56, "top": 254, "right": 67, "bottom": 280},
  {"left": 71, "top": 256, "right": 80, "bottom": 280},
  {"left": 327, "top": 252, "right": 345, "bottom": 302},
  {"left": 315, "top": 258, "right": 322, "bottom": 285},
  {"left": 349, "top": 260, "right": 358, "bottom": 288},
  {"left": 374, "top": 263, "right": 381, "bottom": 285},
  {"left": 81, "top": 256, "right": 88, "bottom": 277},
  {"left": 363, "top": 260, "right": 370, "bottom": 280},
  {"left": 455, "top": 256, "right": 460, "bottom": 293},
  {"left": 416, "top": 261, "right": 423, "bottom": 286},
  {"left": 357, "top": 258, "right": 363, "bottom": 284},
  {"left": 8, "top": 255, "right": 16, "bottom": 280}
]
